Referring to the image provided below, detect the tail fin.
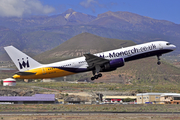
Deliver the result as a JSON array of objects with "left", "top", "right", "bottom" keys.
[{"left": 4, "top": 46, "right": 42, "bottom": 71}]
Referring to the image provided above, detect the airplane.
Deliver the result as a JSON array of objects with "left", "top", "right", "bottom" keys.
[{"left": 4, "top": 41, "right": 176, "bottom": 80}]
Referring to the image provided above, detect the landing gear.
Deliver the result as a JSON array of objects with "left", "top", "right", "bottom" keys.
[
  {"left": 157, "top": 55, "right": 161, "bottom": 65},
  {"left": 91, "top": 73, "right": 102, "bottom": 81},
  {"left": 90, "top": 65, "right": 103, "bottom": 81}
]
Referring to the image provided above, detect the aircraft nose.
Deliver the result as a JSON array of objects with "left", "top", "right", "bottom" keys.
[{"left": 171, "top": 44, "right": 176, "bottom": 50}]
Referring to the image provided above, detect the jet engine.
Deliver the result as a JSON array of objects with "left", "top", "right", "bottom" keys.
[{"left": 102, "top": 58, "right": 124, "bottom": 72}]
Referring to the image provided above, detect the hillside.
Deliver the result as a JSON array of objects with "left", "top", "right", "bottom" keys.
[
  {"left": 97, "top": 57, "right": 180, "bottom": 85},
  {"left": 35, "top": 32, "right": 135, "bottom": 63},
  {"left": 33, "top": 33, "right": 180, "bottom": 86},
  {"left": 21, "top": 31, "right": 72, "bottom": 54}
]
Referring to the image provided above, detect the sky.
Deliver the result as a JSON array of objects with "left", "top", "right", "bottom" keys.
[{"left": 0, "top": 0, "right": 179, "bottom": 24}]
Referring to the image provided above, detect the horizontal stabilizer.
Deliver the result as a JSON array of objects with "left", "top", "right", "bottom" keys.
[{"left": 15, "top": 71, "right": 36, "bottom": 76}]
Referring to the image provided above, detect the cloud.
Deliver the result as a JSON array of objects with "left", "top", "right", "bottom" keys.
[
  {"left": 80, "top": 0, "right": 97, "bottom": 8},
  {"left": 80, "top": 0, "right": 117, "bottom": 13},
  {"left": 0, "top": 0, "right": 55, "bottom": 17},
  {"left": 80, "top": 0, "right": 99, "bottom": 13}
]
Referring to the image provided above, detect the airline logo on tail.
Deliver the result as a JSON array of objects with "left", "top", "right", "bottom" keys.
[
  {"left": 4, "top": 46, "right": 42, "bottom": 72},
  {"left": 18, "top": 57, "right": 30, "bottom": 69}
]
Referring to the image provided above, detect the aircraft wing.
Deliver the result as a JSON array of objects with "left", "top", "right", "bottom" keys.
[{"left": 84, "top": 53, "right": 109, "bottom": 69}]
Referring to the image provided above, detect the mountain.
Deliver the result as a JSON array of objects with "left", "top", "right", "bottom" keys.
[
  {"left": 20, "top": 31, "right": 72, "bottom": 54},
  {"left": 32, "top": 25, "right": 178, "bottom": 45},
  {"left": 35, "top": 32, "right": 135, "bottom": 63},
  {"left": 90, "top": 11, "right": 180, "bottom": 38},
  {"left": 62, "top": 9, "right": 96, "bottom": 25},
  {"left": 0, "top": 9, "right": 180, "bottom": 61},
  {"left": 0, "top": 27, "right": 72, "bottom": 61},
  {"left": 0, "top": 9, "right": 96, "bottom": 29},
  {"left": 0, "top": 26, "right": 24, "bottom": 57},
  {"left": 88, "top": 11, "right": 180, "bottom": 54},
  {"left": 0, "top": 15, "right": 67, "bottom": 29},
  {"left": 1, "top": 10, "right": 179, "bottom": 38}
]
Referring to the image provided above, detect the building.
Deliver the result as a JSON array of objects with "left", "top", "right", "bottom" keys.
[
  {"left": 0, "top": 94, "right": 55, "bottom": 104},
  {"left": 65, "top": 97, "right": 82, "bottom": 104},
  {"left": 102, "top": 96, "right": 137, "bottom": 104},
  {"left": 3, "top": 78, "right": 16, "bottom": 86},
  {"left": 136, "top": 93, "right": 162, "bottom": 104},
  {"left": 160, "top": 93, "right": 180, "bottom": 104}
]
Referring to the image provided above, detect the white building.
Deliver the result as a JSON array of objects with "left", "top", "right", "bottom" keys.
[
  {"left": 136, "top": 93, "right": 180, "bottom": 104},
  {"left": 160, "top": 93, "right": 180, "bottom": 104}
]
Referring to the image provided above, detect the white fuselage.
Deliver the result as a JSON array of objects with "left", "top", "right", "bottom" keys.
[
  {"left": 42, "top": 41, "right": 175, "bottom": 70},
  {"left": 7, "top": 41, "right": 176, "bottom": 79}
]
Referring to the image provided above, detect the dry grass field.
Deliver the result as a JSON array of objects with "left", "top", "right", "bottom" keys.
[
  {"left": 1, "top": 113, "right": 180, "bottom": 120},
  {"left": 0, "top": 104, "right": 180, "bottom": 113}
]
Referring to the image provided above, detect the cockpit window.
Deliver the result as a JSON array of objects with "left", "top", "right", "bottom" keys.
[{"left": 166, "top": 43, "right": 171, "bottom": 45}]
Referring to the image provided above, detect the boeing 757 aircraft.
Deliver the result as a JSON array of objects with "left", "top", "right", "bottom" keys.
[{"left": 4, "top": 41, "right": 176, "bottom": 80}]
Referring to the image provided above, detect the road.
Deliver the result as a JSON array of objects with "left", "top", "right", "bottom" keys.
[
  {"left": 1, "top": 112, "right": 180, "bottom": 120},
  {"left": 0, "top": 111, "right": 180, "bottom": 115}
]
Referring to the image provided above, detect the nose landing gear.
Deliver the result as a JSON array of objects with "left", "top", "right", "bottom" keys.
[{"left": 157, "top": 55, "right": 161, "bottom": 65}]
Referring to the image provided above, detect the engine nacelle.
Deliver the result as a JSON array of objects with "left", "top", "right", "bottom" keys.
[
  {"left": 110, "top": 58, "right": 125, "bottom": 68},
  {"left": 102, "top": 58, "right": 125, "bottom": 71}
]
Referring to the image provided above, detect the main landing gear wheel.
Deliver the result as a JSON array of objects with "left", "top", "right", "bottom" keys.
[
  {"left": 98, "top": 73, "right": 102, "bottom": 77},
  {"left": 91, "top": 73, "right": 102, "bottom": 81},
  {"left": 94, "top": 75, "right": 99, "bottom": 79},
  {"left": 91, "top": 77, "right": 95, "bottom": 81}
]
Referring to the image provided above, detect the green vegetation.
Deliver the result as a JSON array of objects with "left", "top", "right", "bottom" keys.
[
  {"left": 123, "top": 98, "right": 134, "bottom": 102},
  {"left": 0, "top": 32, "right": 179, "bottom": 95},
  {"left": 1, "top": 57, "right": 180, "bottom": 94},
  {"left": 15, "top": 81, "right": 180, "bottom": 93}
]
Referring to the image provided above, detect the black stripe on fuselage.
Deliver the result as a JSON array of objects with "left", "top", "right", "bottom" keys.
[{"left": 124, "top": 49, "right": 173, "bottom": 62}]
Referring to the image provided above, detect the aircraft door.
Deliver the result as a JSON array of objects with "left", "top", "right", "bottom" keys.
[{"left": 159, "top": 43, "right": 163, "bottom": 50}]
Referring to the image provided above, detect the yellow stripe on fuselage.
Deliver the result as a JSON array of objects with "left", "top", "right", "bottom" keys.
[{"left": 13, "top": 67, "right": 75, "bottom": 79}]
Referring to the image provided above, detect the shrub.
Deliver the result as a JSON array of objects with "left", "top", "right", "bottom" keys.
[{"left": 123, "top": 98, "right": 134, "bottom": 102}]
